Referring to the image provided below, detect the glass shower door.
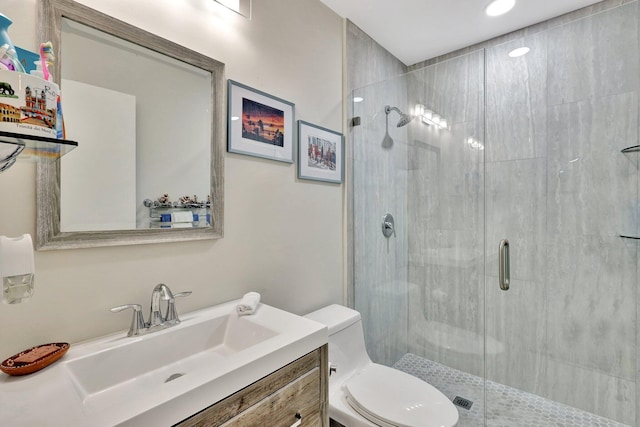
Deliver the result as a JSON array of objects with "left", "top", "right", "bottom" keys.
[
  {"left": 351, "top": 74, "right": 411, "bottom": 367},
  {"left": 351, "top": 5, "right": 639, "bottom": 423},
  {"left": 401, "top": 51, "right": 487, "bottom": 426},
  {"left": 483, "top": 4, "right": 638, "bottom": 425},
  {"left": 351, "top": 50, "right": 488, "bottom": 426}
]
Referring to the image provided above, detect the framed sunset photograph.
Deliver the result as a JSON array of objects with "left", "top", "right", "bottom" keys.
[
  {"left": 227, "top": 80, "right": 295, "bottom": 163},
  {"left": 297, "top": 120, "right": 344, "bottom": 184}
]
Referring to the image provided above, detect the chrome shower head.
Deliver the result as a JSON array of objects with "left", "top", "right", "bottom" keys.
[{"left": 385, "top": 105, "right": 414, "bottom": 128}]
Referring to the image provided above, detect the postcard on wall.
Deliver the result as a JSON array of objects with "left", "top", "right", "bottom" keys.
[
  {"left": 227, "top": 80, "right": 295, "bottom": 163},
  {"left": 297, "top": 120, "right": 343, "bottom": 184}
]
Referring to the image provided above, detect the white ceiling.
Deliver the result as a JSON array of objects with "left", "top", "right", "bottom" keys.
[{"left": 318, "top": 0, "right": 603, "bottom": 65}]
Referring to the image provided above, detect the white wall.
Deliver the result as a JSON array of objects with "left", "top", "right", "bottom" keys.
[{"left": 0, "top": 0, "right": 343, "bottom": 356}]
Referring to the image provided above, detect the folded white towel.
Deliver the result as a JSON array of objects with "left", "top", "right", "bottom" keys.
[
  {"left": 171, "top": 222, "right": 193, "bottom": 228},
  {"left": 171, "top": 211, "right": 194, "bottom": 223},
  {"left": 236, "top": 292, "right": 261, "bottom": 316}
]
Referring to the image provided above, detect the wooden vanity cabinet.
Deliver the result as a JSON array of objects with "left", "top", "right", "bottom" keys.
[{"left": 175, "top": 345, "right": 328, "bottom": 427}]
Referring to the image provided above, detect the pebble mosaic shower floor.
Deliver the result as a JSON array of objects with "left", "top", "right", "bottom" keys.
[{"left": 392, "top": 353, "right": 628, "bottom": 427}]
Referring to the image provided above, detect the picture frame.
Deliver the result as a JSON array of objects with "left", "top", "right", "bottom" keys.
[
  {"left": 227, "top": 80, "right": 295, "bottom": 163},
  {"left": 297, "top": 120, "right": 344, "bottom": 184}
]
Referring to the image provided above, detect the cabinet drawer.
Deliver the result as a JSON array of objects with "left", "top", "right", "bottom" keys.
[
  {"left": 176, "top": 347, "right": 325, "bottom": 426},
  {"left": 222, "top": 367, "right": 321, "bottom": 427}
]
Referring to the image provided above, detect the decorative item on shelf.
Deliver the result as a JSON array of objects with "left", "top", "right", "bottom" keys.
[
  {"left": 158, "top": 193, "right": 171, "bottom": 205},
  {"left": 38, "top": 41, "right": 55, "bottom": 82},
  {"left": 227, "top": 79, "right": 295, "bottom": 163},
  {"left": 0, "top": 17, "right": 66, "bottom": 164},
  {"left": 0, "top": 13, "right": 62, "bottom": 140},
  {"left": 14, "top": 46, "right": 38, "bottom": 74},
  {"left": 145, "top": 194, "right": 212, "bottom": 209},
  {"left": 0, "top": 69, "right": 60, "bottom": 138},
  {"left": 0, "top": 234, "right": 35, "bottom": 304},
  {"left": 0, "top": 342, "right": 70, "bottom": 376},
  {"left": 0, "top": 14, "right": 26, "bottom": 73},
  {"left": 144, "top": 195, "right": 212, "bottom": 229},
  {"left": 297, "top": 120, "right": 344, "bottom": 184},
  {"left": 179, "top": 195, "right": 196, "bottom": 205}
]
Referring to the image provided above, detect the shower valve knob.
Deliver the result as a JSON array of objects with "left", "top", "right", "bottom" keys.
[{"left": 382, "top": 213, "right": 396, "bottom": 238}]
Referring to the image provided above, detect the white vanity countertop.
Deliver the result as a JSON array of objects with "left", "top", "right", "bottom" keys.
[{"left": 0, "top": 300, "right": 327, "bottom": 426}]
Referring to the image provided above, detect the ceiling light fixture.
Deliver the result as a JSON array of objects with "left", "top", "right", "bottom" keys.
[
  {"left": 353, "top": 96, "right": 364, "bottom": 103},
  {"left": 508, "top": 47, "right": 530, "bottom": 57},
  {"left": 485, "top": 0, "right": 516, "bottom": 17}
]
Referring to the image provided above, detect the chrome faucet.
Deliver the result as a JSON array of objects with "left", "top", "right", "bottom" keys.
[
  {"left": 149, "top": 283, "right": 192, "bottom": 329},
  {"left": 110, "top": 283, "right": 192, "bottom": 337}
]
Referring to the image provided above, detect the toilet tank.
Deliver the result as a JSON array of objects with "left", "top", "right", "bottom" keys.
[{"left": 305, "top": 304, "right": 372, "bottom": 384}]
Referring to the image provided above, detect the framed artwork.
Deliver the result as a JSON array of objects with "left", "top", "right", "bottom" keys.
[
  {"left": 297, "top": 120, "right": 344, "bottom": 184},
  {"left": 227, "top": 80, "right": 295, "bottom": 163}
]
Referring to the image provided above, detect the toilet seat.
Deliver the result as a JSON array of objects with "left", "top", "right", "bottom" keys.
[{"left": 343, "top": 364, "right": 459, "bottom": 427}]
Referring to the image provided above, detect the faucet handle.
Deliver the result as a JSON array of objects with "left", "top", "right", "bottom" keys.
[
  {"left": 173, "top": 291, "right": 192, "bottom": 299},
  {"left": 165, "top": 291, "right": 192, "bottom": 325},
  {"left": 110, "top": 304, "right": 145, "bottom": 337}
]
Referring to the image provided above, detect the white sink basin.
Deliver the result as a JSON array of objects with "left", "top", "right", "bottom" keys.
[
  {"left": 0, "top": 299, "right": 327, "bottom": 427},
  {"left": 66, "top": 309, "right": 278, "bottom": 406}
]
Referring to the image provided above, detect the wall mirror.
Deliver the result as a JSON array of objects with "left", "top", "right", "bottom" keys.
[{"left": 37, "top": 0, "right": 225, "bottom": 249}]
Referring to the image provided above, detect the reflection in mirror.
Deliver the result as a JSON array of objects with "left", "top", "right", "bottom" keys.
[
  {"left": 60, "top": 19, "right": 211, "bottom": 232},
  {"left": 37, "top": 0, "right": 224, "bottom": 249}
]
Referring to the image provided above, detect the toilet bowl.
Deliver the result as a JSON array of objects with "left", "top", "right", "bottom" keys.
[{"left": 305, "top": 304, "right": 458, "bottom": 427}]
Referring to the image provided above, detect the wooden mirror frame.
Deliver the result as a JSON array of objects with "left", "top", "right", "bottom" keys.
[{"left": 36, "top": 0, "right": 224, "bottom": 250}]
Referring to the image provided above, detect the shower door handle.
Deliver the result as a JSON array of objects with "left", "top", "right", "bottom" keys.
[{"left": 499, "top": 239, "right": 510, "bottom": 291}]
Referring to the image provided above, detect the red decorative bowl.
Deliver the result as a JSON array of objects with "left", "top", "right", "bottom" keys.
[{"left": 1, "top": 342, "right": 70, "bottom": 376}]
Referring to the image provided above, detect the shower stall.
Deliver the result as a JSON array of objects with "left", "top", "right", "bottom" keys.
[{"left": 350, "top": 2, "right": 639, "bottom": 426}]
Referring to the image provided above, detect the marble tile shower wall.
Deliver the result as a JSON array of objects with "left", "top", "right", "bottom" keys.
[
  {"left": 404, "top": 2, "right": 639, "bottom": 424},
  {"left": 352, "top": 74, "right": 410, "bottom": 366},
  {"left": 346, "top": 22, "right": 410, "bottom": 367}
]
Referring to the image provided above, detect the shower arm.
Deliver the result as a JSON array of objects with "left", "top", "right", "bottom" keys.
[{"left": 385, "top": 106, "right": 402, "bottom": 116}]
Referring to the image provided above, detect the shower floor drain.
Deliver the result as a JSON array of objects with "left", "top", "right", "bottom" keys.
[{"left": 453, "top": 396, "right": 473, "bottom": 410}]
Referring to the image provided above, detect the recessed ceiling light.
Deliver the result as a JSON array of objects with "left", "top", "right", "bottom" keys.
[
  {"left": 353, "top": 96, "right": 364, "bottom": 103},
  {"left": 485, "top": 0, "right": 516, "bottom": 16},
  {"left": 508, "top": 46, "right": 530, "bottom": 57}
]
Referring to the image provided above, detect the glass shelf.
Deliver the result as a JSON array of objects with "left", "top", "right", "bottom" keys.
[
  {"left": 621, "top": 145, "right": 640, "bottom": 153},
  {"left": 0, "top": 130, "right": 78, "bottom": 161},
  {"left": 620, "top": 147, "right": 639, "bottom": 240},
  {"left": 144, "top": 199, "right": 211, "bottom": 229}
]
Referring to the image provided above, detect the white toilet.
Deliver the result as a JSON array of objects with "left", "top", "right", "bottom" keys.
[{"left": 305, "top": 304, "right": 459, "bottom": 427}]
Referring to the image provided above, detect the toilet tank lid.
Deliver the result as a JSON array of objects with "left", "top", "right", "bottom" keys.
[{"left": 304, "top": 304, "right": 361, "bottom": 335}]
